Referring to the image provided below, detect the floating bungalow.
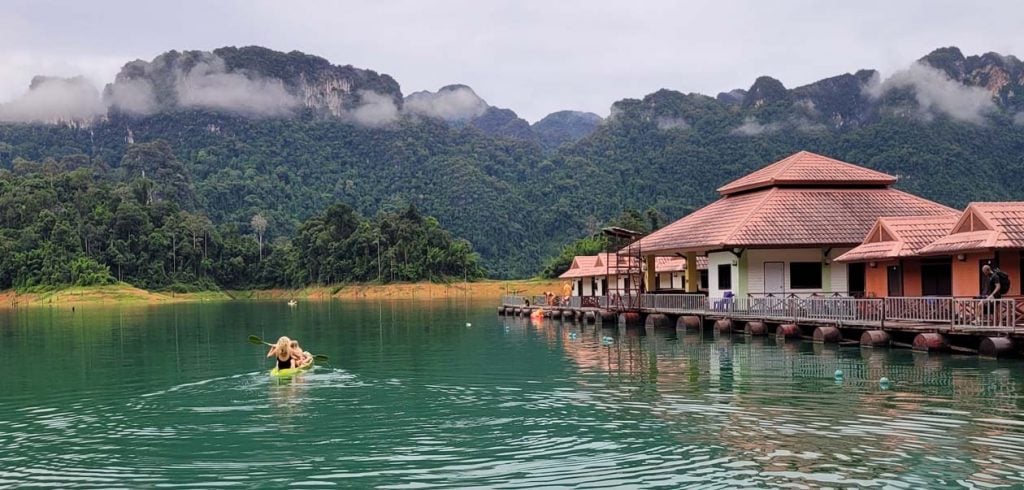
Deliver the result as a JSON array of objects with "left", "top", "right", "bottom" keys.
[
  {"left": 501, "top": 151, "right": 1024, "bottom": 357},
  {"left": 559, "top": 253, "right": 708, "bottom": 297},
  {"left": 631, "top": 151, "right": 955, "bottom": 298},
  {"left": 838, "top": 202, "right": 1023, "bottom": 298}
]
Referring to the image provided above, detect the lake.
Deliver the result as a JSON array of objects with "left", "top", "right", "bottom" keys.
[{"left": 2, "top": 299, "right": 1024, "bottom": 488}]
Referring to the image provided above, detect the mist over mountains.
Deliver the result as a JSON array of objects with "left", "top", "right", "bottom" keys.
[{"left": 1, "top": 45, "right": 1023, "bottom": 277}]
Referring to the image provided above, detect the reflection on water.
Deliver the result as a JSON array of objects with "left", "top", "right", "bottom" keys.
[{"left": 2, "top": 301, "right": 1024, "bottom": 487}]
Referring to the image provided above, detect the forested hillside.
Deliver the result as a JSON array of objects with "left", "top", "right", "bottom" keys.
[{"left": 1, "top": 45, "right": 1024, "bottom": 286}]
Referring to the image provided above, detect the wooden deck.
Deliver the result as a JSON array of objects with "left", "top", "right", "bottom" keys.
[{"left": 499, "top": 294, "right": 1024, "bottom": 342}]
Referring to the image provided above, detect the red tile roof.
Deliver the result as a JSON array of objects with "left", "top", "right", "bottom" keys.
[
  {"left": 835, "top": 214, "right": 960, "bottom": 262},
  {"left": 634, "top": 187, "right": 956, "bottom": 254},
  {"left": 654, "top": 256, "right": 709, "bottom": 272},
  {"left": 717, "top": 151, "right": 897, "bottom": 195},
  {"left": 918, "top": 202, "right": 1024, "bottom": 254},
  {"left": 559, "top": 253, "right": 707, "bottom": 278}
]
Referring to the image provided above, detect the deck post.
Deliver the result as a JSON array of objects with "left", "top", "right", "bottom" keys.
[
  {"left": 644, "top": 255, "right": 656, "bottom": 294},
  {"left": 685, "top": 252, "right": 698, "bottom": 293}
]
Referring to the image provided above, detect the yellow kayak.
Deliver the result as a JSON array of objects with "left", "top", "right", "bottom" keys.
[{"left": 270, "top": 358, "right": 314, "bottom": 377}]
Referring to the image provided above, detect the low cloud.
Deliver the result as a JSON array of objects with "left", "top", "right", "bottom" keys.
[
  {"left": 104, "top": 78, "right": 157, "bottom": 116},
  {"left": 173, "top": 56, "right": 298, "bottom": 117},
  {"left": 404, "top": 85, "right": 488, "bottom": 121},
  {"left": 348, "top": 90, "right": 399, "bottom": 127},
  {"left": 655, "top": 116, "right": 689, "bottom": 131},
  {"left": 865, "top": 62, "right": 995, "bottom": 124},
  {"left": 0, "top": 76, "right": 105, "bottom": 123},
  {"left": 730, "top": 116, "right": 782, "bottom": 136}
]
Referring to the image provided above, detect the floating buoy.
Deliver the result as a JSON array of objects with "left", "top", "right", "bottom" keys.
[
  {"left": 466, "top": 323, "right": 472, "bottom": 327},
  {"left": 834, "top": 369, "right": 844, "bottom": 380},
  {"left": 568, "top": 332, "right": 578, "bottom": 339},
  {"left": 879, "top": 377, "right": 891, "bottom": 389},
  {"left": 601, "top": 336, "right": 614, "bottom": 344}
]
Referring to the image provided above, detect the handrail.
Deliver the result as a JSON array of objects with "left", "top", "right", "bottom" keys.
[{"left": 498, "top": 295, "right": 1019, "bottom": 329}]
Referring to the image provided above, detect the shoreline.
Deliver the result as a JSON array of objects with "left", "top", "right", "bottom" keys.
[{"left": 0, "top": 279, "right": 564, "bottom": 308}]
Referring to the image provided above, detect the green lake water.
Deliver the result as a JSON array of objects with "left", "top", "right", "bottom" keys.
[{"left": 3, "top": 300, "right": 1024, "bottom": 488}]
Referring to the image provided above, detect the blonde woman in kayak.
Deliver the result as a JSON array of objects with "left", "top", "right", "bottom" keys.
[
  {"left": 289, "top": 339, "right": 312, "bottom": 367},
  {"left": 266, "top": 336, "right": 294, "bottom": 370}
]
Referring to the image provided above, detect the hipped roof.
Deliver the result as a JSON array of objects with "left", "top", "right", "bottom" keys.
[
  {"left": 835, "top": 214, "right": 960, "bottom": 263},
  {"left": 716, "top": 151, "right": 897, "bottom": 195},
  {"left": 918, "top": 202, "right": 1024, "bottom": 254},
  {"left": 633, "top": 187, "right": 955, "bottom": 254}
]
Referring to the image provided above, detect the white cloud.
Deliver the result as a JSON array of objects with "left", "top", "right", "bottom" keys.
[
  {"left": 864, "top": 62, "right": 996, "bottom": 124},
  {"left": 348, "top": 90, "right": 399, "bottom": 127},
  {"left": 730, "top": 117, "right": 781, "bottom": 136},
  {"left": 174, "top": 56, "right": 299, "bottom": 117},
  {"left": 104, "top": 78, "right": 157, "bottom": 115},
  {"left": 655, "top": 116, "right": 689, "bottom": 131},
  {"left": 404, "top": 85, "right": 488, "bottom": 121},
  {"left": 0, "top": 76, "right": 105, "bottom": 123}
]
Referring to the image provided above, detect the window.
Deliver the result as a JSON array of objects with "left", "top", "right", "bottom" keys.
[
  {"left": 699, "top": 270, "right": 709, "bottom": 289},
  {"left": 790, "top": 262, "right": 822, "bottom": 289},
  {"left": 717, "top": 264, "right": 732, "bottom": 290}
]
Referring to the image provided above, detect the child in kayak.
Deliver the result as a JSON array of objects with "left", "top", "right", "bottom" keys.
[
  {"left": 266, "top": 336, "right": 294, "bottom": 370},
  {"left": 290, "top": 339, "right": 313, "bottom": 367}
]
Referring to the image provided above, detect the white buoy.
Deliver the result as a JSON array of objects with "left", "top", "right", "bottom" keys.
[
  {"left": 879, "top": 377, "right": 891, "bottom": 389},
  {"left": 834, "top": 369, "right": 844, "bottom": 380},
  {"left": 466, "top": 323, "right": 472, "bottom": 327}
]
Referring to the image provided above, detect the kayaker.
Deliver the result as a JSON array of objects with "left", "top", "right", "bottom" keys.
[
  {"left": 289, "top": 339, "right": 312, "bottom": 366},
  {"left": 266, "top": 336, "right": 294, "bottom": 370}
]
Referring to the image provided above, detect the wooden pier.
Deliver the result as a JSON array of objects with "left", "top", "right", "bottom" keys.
[{"left": 498, "top": 294, "right": 1024, "bottom": 357}]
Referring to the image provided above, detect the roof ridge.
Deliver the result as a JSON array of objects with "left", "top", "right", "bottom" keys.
[{"left": 720, "top": 187, "right": 778, "bottom": 247}]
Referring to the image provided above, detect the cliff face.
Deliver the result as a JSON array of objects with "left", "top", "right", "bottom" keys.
[
  {"left": 917, "top": 47, "right": 1024, "bottom": 110},
  {"left": 105, "top": 46, "right": 402, "bottom": 118}
]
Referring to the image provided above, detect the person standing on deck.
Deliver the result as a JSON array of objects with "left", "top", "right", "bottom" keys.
[{"left": 983, "top": 265, "right": 1007, "bottom": 300}]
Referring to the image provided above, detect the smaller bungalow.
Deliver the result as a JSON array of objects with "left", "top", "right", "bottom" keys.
[
  {"left": 559, "top": 253, "right": 707, "bottom": 296},
  {"left": 917, "top": 202, "right": 1023, "bottom": 298},
  {"left": 653, "top": 256, "right": 709, "bottom": 292},
  {"left": 835, "top": 214, "right": 960, "bottom": 297},
  {"left": 837, "top": 202, "right": 1024, "bottom": 298}
]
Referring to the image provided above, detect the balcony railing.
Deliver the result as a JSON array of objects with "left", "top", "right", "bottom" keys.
[
  {"left": 501, "top": 294, "right": 1019, "bottom": 330},
  {"left": 952, "top": 298, "right": 1017, "bottom": 330},
  {"left": 884, "top": 297, "right": 953, "bottom": 323}
]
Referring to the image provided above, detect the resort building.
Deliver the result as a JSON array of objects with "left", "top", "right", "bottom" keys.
[
  {"left": 559, "top": 253, "right": 707, "bottom": 296},
  {"left": 835, "top": 214, "right": 961, "bottom": 297},
  {"left": 918, "top": 202, "right": 1023, "bottom": 297},
  {"left": 839, "top": 202, "right": 1024, "bottom": 298},
  {"left": 630, "top": 151, "right": 957, "bottom": 298}
]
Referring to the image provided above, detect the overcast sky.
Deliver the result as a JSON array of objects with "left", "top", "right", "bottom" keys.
[{"left": 2, "top": 0, "right": 1024, "bottom": 122}]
